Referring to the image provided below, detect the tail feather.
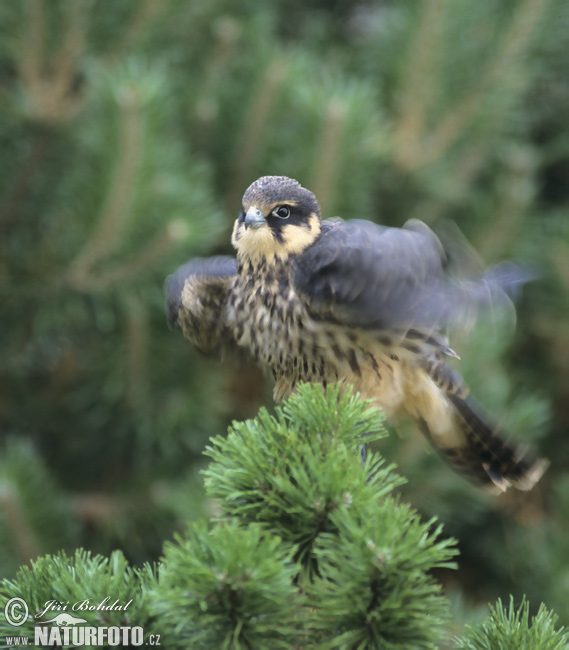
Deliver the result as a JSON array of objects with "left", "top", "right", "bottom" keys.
[
  {"left": 447, "top": 394, "right": 549, "bottom": 492},
  {"left": 411, "top": 356, "right": 547, "bottom": 491}
]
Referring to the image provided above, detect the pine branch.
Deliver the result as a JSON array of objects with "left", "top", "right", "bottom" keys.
[
  {"left": 201, "top": 384, "right": 456, "bottom": 646},
  {"left": 455, "top": 596, "right": 569, "bottom": 650},
  {"left": 149, "top": 522, "right": 302, "bottom": 649},
  {"left": 0, "top": 388, "right": 566, "bottom": 648},
  {"left": 0, "top": 550, "right": 151, "bottom": 640}
]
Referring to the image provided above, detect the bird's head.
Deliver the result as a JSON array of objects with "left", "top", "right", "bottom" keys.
[{"left": 231, "top": 176, "right": 322, "bottom": 263}]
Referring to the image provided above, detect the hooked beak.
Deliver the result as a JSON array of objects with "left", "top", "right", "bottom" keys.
[{"left": 244, "top": 206, "right": 267, "bottom": 229}]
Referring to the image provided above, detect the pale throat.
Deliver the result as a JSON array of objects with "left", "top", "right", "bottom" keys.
[{"left": 231, "top": 213, "right": 321, "bottom": 265}]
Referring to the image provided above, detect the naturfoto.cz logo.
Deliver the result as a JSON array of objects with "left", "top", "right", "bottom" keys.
[{"left": 3, "top": 596, "right": 159, "bottom": 647}]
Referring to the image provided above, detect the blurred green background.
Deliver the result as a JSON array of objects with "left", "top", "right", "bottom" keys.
[{"left": 0, "top": 0, "right": 568, "bottom": 627}]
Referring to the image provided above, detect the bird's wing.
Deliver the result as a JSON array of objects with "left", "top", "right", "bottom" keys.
[
  {"left": 164, "top": 256, "right": 237, "bottom": 356},
  {"left": 292, "top": 218, "right": 518, "bottom": 336}
]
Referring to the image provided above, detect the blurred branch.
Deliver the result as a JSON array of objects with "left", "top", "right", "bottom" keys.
[
  {"left": 194, "top": 17, "right": 242, "bottom": 147},
  {"left": 421, "top": 0, "right": 547, "bottom": 166},
  {"left": 0, "top": 127, "right": 50, "bottom": 269},
  {"left": 395, "top": 0, "right": 549, "bottom": 171},
  {"left": 0, "top": 483, "right": 40, "bottom": 563},
  {"left": 476, "top": 146, "right": 537, "bottom": 260},
  {"left": 311, "top": 99, "right": 347, "bottom": 218},
  {"left": 124, "top": 292, "right": 150, "bottom": 413},
  {"left": 18, "top": 0, "right": 87, "bottom": 123},
  {"left": 68, "top": 221, "right": 185, "bottom": 292},
  {"left": 407, "top": 143, "right": 490, "bottom": 225},
  {"left": 104, "top": 0, "right": 166, "bottom": 66},
  {"left": 393, "top": 0, "right": 445, "bottom": 171},
  {"left": 226, "top": 56, "right": 288, "bottom": 211},
  {"left": 67, "top": 86, "right": 144, "bottom": 289},
  {"left": 550, "top": 242, "right": 569, "bottom": 291},
  {"left": 72, "top": 494, "right": 120, "bottom": 526}
]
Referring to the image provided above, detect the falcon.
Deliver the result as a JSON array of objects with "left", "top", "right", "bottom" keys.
[{"left": 165, "top": 175, "right": 547, "bottom": 492}]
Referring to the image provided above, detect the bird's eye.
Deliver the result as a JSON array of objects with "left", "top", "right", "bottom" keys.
[{"left": 272, "top": 206, "right": 290, "bottom": 219}]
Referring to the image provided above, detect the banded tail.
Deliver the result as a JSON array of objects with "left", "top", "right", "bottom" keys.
[{"left": 439, "top": 394, "right": 548, "bottom": 492}]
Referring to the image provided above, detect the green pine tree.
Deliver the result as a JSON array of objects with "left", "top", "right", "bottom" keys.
[
  {"left": 455, "top": 596, "right": 569, "bottom": 650},
  {"left": 2, "top": 386, "right": 567, "bottom": 648}
]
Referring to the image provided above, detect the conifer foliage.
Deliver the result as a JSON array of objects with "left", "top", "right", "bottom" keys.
[
  {"left": 456, "top": 597, "right": 569, "bottom": 650},
  {"left": 198, "top": 384, "right": 456, "bottom": 647},
  {"left": 0, "top": 549, "right": 151, "bottom": 643},
  {"left": 2, "top": 385, "right": 566, "bottom": 648}
]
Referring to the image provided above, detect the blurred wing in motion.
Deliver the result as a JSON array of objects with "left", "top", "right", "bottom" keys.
[
  {"left": 293, "top": 217, "right": 546, "bottom": 491},
  {"left": 164, "top": 256, "right": 237, "bottom": 356},
  {"left": 293, "top": 218, "right": 528, "bottom": 337}
]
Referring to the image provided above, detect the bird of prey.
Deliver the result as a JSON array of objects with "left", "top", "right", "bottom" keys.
[{"left": 165, "top": 175, "right": 547, "bottom": 492}]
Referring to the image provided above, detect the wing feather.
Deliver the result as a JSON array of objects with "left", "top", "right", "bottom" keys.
[
  {"left": 164, "top": 256, "right": 237, "bottom": 355},
  {"left": 293, "top": 219, "right": 520, "bottom": 334}
]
